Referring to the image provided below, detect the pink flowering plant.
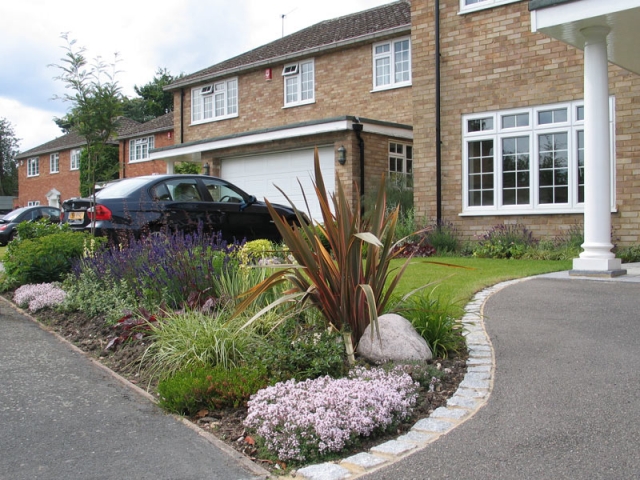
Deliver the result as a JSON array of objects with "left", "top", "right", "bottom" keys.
[
  {"left": 13, "top": 283, "right": 67, "bottom": 313},
  {"left": 243, "top": 365, "right": 419, "bottom": 462}
]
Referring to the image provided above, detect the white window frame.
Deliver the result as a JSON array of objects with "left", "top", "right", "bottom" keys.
[
  {"left": 283, "top": 59, "right": 315, "bottom": 107},
  {"left": 461, "top": 99, "right": 616, "bottom": 216},
  {"left": 129, "top": 136, "right": 155, "bottom": 163},
  {"left": 191, "top": 78, "right": 238, "bottom": 124},
  {"left": 50, "top": 153, "right": 59, "bottom": 174},
  {"left": 459, "top": 0, "right": 521, "bottom": 15},
  {"left": 70, "top": 148, "right": 81, "bottom": 171},
  {"left": 372, "top": 37, "right": 412, "bottom": 92},
  {"left": 389, "top": 142, "right": 413, "bottom": 189},
  {"left": 27, "top": 201, "right": 40, "bottom": 206},
  {"left": 27, "top": 157, "right": 39, "bottom": 177}
]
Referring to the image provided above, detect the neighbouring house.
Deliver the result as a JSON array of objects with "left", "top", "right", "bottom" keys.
[
  {"left": 154, "top": 1, "right": 414, "bottom": 220},
  {"left": 14, "top": 116, "right": 172, "bottom": 207},
  {"left": 410, "top": 0, "right": 640, "bottom": 268},
  {"left": 117, "top": 112, "right": 175, "bottom": 178}
]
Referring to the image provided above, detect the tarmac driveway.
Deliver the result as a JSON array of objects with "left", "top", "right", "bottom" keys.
[{"left": 364, "top": 278, "right": 640, "bottom": 479}]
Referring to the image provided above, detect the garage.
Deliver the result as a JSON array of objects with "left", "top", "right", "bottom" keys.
[{"left": 220, "top": 146, "right": 335, "bottom": 222}]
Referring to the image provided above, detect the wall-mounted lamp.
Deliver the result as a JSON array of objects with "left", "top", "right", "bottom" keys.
[
  {"left": 338, "top": 145, "right": 346, "bottom": 165},
  {"left": 202, "top": 163, "right": 210, "bottom": 176}
]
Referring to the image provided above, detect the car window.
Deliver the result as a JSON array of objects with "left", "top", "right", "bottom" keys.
[
  {"left": 155, "top": 179, "right": 203, "bottom": 201},
  {"left": 2, "top": 207, "right": 28, "bottom": 221},
  {"left": 201, "top": 178, "right": 245, "bottom": 203}
]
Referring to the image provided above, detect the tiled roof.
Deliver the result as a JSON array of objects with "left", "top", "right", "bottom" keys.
[
  {"left": 16, "top": 115, "right": 173, "bottom": 158},
  {"left": 117, "top": 112, "right": 174, "bottom": 139},
  {"left": 169, "top": 0, "right": 411, "bottom": 90}
]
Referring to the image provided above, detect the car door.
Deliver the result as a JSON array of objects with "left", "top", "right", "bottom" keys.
[
  {"left": 153, "top": 178, "right": 225, "bottom": 234},
  {"left": 201, "top": 177, "right": 276, "bottom": 242}
]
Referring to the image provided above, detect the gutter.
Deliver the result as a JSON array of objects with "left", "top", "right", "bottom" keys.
[
  {"left": 352, "top": 120, "right": 365, "bottom": 211},
  {"left": 435, "top": 0, "right": 442, "bottom": 225}
]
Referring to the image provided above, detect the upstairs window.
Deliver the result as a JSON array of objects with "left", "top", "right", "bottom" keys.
[
  {"left": 373, "top": 37, "right": 411, "bottom": 91},
  {"left": 191, "top": 78, "right": 238, "bottom": 124},
  {"left": 50, "top": 153, "right": 59, "bottom": 174},
  {"left": 283, "top": 59, "right": 315, "bottom": 107},
  {"left": 70, "top": 149, "right": 81, "bottom": 170},
  {"left": 129, "top": 136, "right": 155, "bottom": 162},
  {"left": 27, "top": 157, "right": 39, "bottom": 177}
]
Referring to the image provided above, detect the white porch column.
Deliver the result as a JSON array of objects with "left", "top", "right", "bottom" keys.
[
  {"left": 571, "top": 26, "right": 625, "bottom": 276},
  {"left": 165, "top": 159, "right": 175, "bottom": 174}
]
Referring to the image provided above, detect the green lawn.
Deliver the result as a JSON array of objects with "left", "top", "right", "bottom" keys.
[{"left": 392, "top": 257, "right": 572, "bottom": 304}]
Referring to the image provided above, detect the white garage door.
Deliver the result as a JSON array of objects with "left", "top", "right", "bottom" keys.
[{"left": 221, "top": 147, "right": 335, "bottom": 222}]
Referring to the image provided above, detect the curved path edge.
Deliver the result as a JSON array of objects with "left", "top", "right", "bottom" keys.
[{"left": 292, "top": 277, "right": 530, "bottom": 480}]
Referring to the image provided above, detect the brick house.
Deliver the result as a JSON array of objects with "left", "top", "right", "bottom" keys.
[
  {"left": 14, "top": 116, "right": 172, "bottom": 207},
  {"left": 153, "top": 1, "right": 414, "bottom": 220},
  {"left": 410, "top": 0, "right": 640, "bottom": 260}
]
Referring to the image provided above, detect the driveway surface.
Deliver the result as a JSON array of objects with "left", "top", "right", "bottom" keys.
[
  {"left": 363, "top": 277, "right": 640, "bottom": 479},
  {"left": 0, "top": 300, "right": 267, "bottom": 480}
]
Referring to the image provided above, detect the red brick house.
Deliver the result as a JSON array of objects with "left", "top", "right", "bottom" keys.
[{"left": 14, "top": 116, "right": 172, "bottom": 207}]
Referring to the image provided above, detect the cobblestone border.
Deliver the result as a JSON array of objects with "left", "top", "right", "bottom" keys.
[{"left": 290, "top": 278, "right": 528, "bottom": 480}]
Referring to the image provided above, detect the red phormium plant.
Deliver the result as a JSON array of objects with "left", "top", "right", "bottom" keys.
[{"left": 234, "top": 147, "right": 412, "bottom": 348}]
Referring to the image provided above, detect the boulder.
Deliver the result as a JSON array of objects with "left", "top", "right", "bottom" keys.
[{"left": 357, "top": 313, "right": 432, "bottom": 363}]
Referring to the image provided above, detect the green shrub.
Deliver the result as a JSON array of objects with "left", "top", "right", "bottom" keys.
[
  {"left": 158, "top": 364, "right": 270, "bottom": 415},
  {"left": 3, "top": 232, "right": 101, "bottom": 287},
  {"left": 617, "top": 244, "right": 640, "bottom": 263},
  {"left": 392, "top": 290, "right": 465, "bottom": 358},
  {"left": 424, "top": 222, "right": 460, "bottom": 255},
  {"left": 473, "top": 224, "right": 537, "bottom": 259},
  {"left": 61, "top": 269, "right": 137, "bottom": 324},
  {"left": 238, "top": 239, "right": 277, "bottom": 264},
  {"left": 248, "top": 315, "right": 348, "bottom": 383},
  {"left": 14, "top": 219, "right": 71, "bottom": 241}
]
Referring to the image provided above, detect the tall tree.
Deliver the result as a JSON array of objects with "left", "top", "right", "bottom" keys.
[
  {"left": 50, "top": 33, "right": 123, "bottom": 224},
  {"left": 0, "top": 118, "right": 20, "bottom": 196},
  {"left": 121, "top": 68, "right": 181, "bottom": 122}
]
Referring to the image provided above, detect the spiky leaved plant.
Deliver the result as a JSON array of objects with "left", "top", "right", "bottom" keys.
[{"left": 235, "top": 147, "right": 411, "bottom": 350}]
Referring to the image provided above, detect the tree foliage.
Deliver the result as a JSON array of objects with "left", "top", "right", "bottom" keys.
[
  {"left": 121, "top": 68, "right": 181, "bottom": 123},
  {"left": 0, "top": 118, "right": 19, "bottom": 196},
  {"left": 50, "top": 33, "right": 123, "bottom": 211}
]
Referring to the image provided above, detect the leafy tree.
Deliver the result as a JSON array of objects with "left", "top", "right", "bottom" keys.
[
  {"left": 174, "top": 162, "right": 201, "bottom": 175},
  {"left": 50, "top": 33, "right": 123, "bottom": 227},
  {"left": 121, "top": 68, "right": 181, "bottom": 122},
  {"left": 79, "top": 145, "right": 119, "bottom": 197},
  {"left": 0, "top": 118, "right": 19, "bottom": 196}
]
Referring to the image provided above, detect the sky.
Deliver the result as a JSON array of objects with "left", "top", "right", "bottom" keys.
[{"left": 0, "top": 0, "right": 394, "bottom": 153}]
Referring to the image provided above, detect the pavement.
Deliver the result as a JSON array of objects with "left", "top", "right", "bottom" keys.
[{"left": 1, "top": 263, "right": 639, "bottom": 479}]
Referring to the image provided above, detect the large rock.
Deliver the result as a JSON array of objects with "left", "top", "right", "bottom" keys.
[{"left": 357, "top": 313, "right": 432, "bottom": 363}]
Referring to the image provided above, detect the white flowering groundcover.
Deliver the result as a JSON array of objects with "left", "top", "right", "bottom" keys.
[
  {"left": 14, "top": 283, "right": 67, "bottom": 313},
  {"left": 244, "top": 366, "right": 419, "bottom": 462}
]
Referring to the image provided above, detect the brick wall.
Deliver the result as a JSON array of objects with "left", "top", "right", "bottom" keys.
[
  {"left": 16, "top": 150, "right": 80, "bottom": 206},
  {"left": 411, "top": 0, "right": 640, "bottom": 245},
  {"left": 120, "top": 130, "right": 174, "bottom": 178},
  {"left": 172, "top": 40, "right": 413, "bottom": 145}
]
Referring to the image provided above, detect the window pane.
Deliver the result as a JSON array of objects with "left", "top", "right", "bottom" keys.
[
  {"left": 376, "top": 58, "right": 390, "bottom": 86},
  {"left": 577, "top": 106, "right": 585, "bottom": 121},
  {"left": 227, "top": 80, "right": 237, "bottom": 114},
  {"left": 468, "top": 117, "right": 493, "bottom": 132},
  {"left": 577, "top": 130, "right": 584, "bottom": 203},
  {"left": 394, "top": 40, "right": 410, "bottom": 83},
  {"left": 467, "top": 139, "right": 494, "bottom": 207}
]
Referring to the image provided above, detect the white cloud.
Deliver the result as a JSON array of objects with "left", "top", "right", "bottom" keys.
[{"left": 1, "top": 0, "right": 394, "bottom": 153}]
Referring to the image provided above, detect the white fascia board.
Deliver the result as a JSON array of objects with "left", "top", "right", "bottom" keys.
[
  {"left": 532, "top": 0, "right": 640, "bottom": 32},
  {"left": 150, "top": 119, "right": 413, "bottom": 161}
]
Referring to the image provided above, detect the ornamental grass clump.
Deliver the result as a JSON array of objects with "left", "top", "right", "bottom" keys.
[
  {"left": 14, "top": 283, "right": 67, "bottom": 312},
  {"left": 244, "top": 366, "right": 419, "bottom": 462}
]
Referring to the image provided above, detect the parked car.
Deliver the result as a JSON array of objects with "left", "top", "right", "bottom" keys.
[
  {"left": 61, "top": 174, "right": 301, "bottom": 243},
  {"left": 0, "top": 205, "right": 61, "bottom": 246}
]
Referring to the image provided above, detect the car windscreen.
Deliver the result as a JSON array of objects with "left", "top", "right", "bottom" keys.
[
  {"left": 95, "top": 178, "right": 151, "bottom": 199},
  {"left": 1, "top": 207, "right": 28, "bottom": 221}
]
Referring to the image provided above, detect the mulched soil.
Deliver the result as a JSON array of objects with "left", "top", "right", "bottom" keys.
[{"left": 11, "top": 297, "right": 468, "bottom": 474}]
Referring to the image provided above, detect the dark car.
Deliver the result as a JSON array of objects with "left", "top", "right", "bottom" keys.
[
  {"left": 61, "top": 174, "right": 300, "bottom": 243},
  {"left": 0, "top": 205, "right": 61, "bottom": 246}
]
